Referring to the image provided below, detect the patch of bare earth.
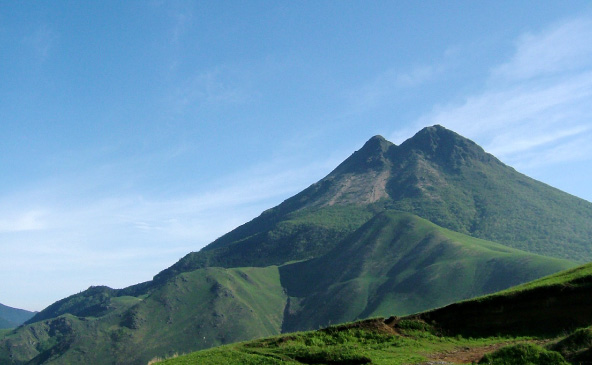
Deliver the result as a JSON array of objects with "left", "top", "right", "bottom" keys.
[
  {"left": 325, "top": 169, "right": 390, "bottom": 206},
  {"left": 420, "top": 340, "right": 552, "bottom": 364}
]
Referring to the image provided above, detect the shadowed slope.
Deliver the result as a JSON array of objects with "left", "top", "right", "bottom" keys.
[
  {"left": 414, "top": 262, "right": 592, "bottom": 337},
  {"left": 279, "top": 211, "right": 575, "bottom": 332}
]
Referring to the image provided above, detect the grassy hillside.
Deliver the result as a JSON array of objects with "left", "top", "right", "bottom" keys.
[
  {"left": 279, "top": 210, "right": 575, "bottom": 332},
  {"left": 0, "top": 266, "right": 287, "bottom": 365},
  {"left": 154, "top": 204, "right": 376, "bottom": 281},
  {"left": 385, "top": 126, "right": 592, "bottom": 262},
  {"left": 157, "top": 318, "right": 526, "bottom": 365},
  {"left": 158, "top": 262, "right": 592, "bottom": 365}
]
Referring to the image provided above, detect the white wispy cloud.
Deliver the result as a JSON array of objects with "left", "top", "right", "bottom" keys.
[
  {"left": 493, "top": 17, "right": 592, "bottom": 81},
  {"left": 0, "top": 210, "right": 48, "bottom": 233},
  {"left": 0, "top": 151, "right": 336, "bottom": 310},
  {"left": 392, "top": 16, "right": 592, "bottom": 170}
]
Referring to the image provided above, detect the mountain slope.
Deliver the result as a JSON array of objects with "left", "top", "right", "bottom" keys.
[
  {"left": 157, "top": 125, "right": 592, "bottom": 283},
  {"left": 65, "top": 259, "right": 592, "bottom": 365},
  {"left": 0, "top": 213, "right": 573, "bottom": 364},
  {"left": 279, "top": 210, "right": 574, "bottom": 332},
  {"left": 385, "top": 126, "right": 592, "bottom": 260},
  {"left": 159, "top": 262, "right": 592, "bottom": 365},
  {"left": 0, "top": 266, "right": 287, "bottom": 365},
  {"left": 0, "top": 303, "right": 35, "bottom": 329},
  {"left": 414, "top": 261, "right": 592, "bottom": 337},
  {"left": 4, "top": 125, "right": 592, "bottom": 364}
]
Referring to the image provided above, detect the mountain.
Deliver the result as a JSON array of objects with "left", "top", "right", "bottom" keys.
[
  {"left": 159, "top": 262, "right": 592, "bottom": 365},
  {"left": 0, "top": 303, "right": 35, "bottom": 329},
  {"left": 157, "top": 125, "right": 592, "bottom": 282},
  {"left": 1, "top": 125, "right": 591, "bottom": 364}
]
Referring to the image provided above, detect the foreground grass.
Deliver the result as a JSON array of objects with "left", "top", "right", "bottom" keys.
[
  {"left": 158, "top": 320, "right": 539, "bottom": 365},
  {"left": 159, "top": 261, "right": 592, "bottom": 364}
]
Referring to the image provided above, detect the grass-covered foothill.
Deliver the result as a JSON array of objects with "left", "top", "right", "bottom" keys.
[
  {"left": 159, "top": 323, "right": 592, "bottom": 365},
  {"left": 504, "top": 262, "right": 592, "bottom": 293},
  {"left": 156, "top": 318, "right": 540, "bottom": 365},
  {"left": 0, "top": 212, "right": 576, "bottom": 364},
  {"left": 159, "top": 262, "right": 592, "bottom": 365}
]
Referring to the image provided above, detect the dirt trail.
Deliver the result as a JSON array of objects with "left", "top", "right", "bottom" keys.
[
  {"left": 420, "top": 343, "right": 508, "bottom": 364},
  {"left": 419, "top": 340, "right": 552, "bottom": 364}
]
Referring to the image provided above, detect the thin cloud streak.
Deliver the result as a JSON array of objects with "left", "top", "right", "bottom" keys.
[
  {"left": 493, "top": 17, "right": 592, "bottom": 81},
  {"left": 0, "top": 152, "right": 337, "bottom": 310},
  {"left": 0, "top": 210, "right": 48, "bottom": 233},
  {"left": 392, "top": 16, "right": 592, "bottom": 170}
]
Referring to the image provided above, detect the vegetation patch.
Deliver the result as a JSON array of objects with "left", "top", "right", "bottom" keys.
[
  {"left": 478, "top": 343, "right": 568, "bottom": 364},
  {"left": 551, "top": 327, "right": 592, "bottom": 361},
  {"left": 395, "top": 319, "right": 437, "bottom": 334}
]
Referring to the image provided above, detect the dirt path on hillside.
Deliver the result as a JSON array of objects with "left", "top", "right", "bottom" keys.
[
  {"left": 421, "top": 343, "right": 508, "bottom": 364},
  {"left": 418, "top": 340, "right": 552, "bottom": 364}
]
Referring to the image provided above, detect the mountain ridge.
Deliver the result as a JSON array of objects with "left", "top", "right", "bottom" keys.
[
  {"left": 156, "top": 125, "right": 592, "bottom": 282},
  {"left": 3, "top": 125, "right": 591, "bottom": 364},
  {"left": 0, "top": 303, "right": 36, "bottom": 329}
]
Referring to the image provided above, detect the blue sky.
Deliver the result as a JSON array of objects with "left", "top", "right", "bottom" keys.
[{"left": 1, "top": 1, "right": 592, "bottom": 311}]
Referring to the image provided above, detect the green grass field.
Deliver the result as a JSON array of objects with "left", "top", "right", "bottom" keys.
[{"left": 158, "top": 262, "right": 592, "bottom": 364}]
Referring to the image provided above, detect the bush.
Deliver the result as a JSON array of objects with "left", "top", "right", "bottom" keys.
[
  {"left": 551, "top": 327, "right": 592, "bottom": 356},
  {"left": 479, "top": 343, "right": 568, "bottom": 365}
]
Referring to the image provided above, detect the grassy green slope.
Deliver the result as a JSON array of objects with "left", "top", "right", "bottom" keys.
[
  {"left": 158, "top": 263, "right": 592, "bottom": 365},
  {"left": 155, "top": 205, "right": 375, "bottom": 281},
  {"left": 385, "top": 126, "right": 592, "bottom": 262},
  {"left": 26, "top": 205, "right": 372, "bottom": 327},
  {"left": 280, "top": 211, "right": 575, "bottom": 332},
  {"left": 0, "top": 266, "right": 287, "bottom": 365}
]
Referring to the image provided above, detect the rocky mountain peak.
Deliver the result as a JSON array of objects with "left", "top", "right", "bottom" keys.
[{"left": 397, "top": 125, "right": 492, "bottom": 169}]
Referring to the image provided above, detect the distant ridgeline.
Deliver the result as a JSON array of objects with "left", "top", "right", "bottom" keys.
[
  {"left": 0, "top": 303, "right": 36, "bottom": 330},
  {"left": 2, "top": 125, "right": 591, "bottom": 364}
]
